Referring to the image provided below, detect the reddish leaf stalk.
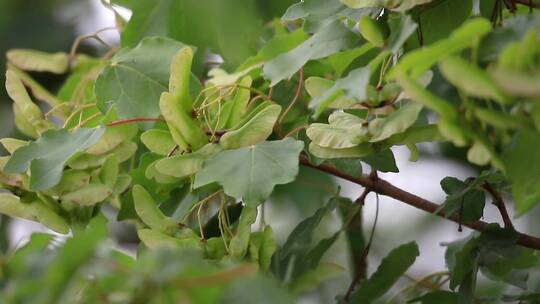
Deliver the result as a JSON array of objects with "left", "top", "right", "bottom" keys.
[{"left": 106, "top": 117, "right": 164, "bottom": 127}]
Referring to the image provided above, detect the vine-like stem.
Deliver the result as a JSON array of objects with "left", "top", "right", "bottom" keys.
[{"left": 299, "top": 154, "right": 540, "bottom": 250}]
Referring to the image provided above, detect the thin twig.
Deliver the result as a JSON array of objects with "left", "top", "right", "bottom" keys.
[
  {"left": 482, "top": 182, "right": 515, "bottom": 230},
  {"left": 283, "top": 125, "right": 307, "bottom": 138},
  {"left": 69, "top": 27, "right": 118, "bottom": 61},
  {"left": 345, "top": 191, "right": 380, "bottom": 302},
  {"left": 299, "top": 154, "right": 540, "bottom": 250},
  {"left": 278, "top": 68, "right": 304, "bottom": 125}
]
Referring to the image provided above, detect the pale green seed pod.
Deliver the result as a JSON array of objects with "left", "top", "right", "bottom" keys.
[
  {"left": 438, "top": 56, "right": 509, "bottom": 104},
  {"left": 132, "top": 185, "right": 178, "bottom": 234},
  {"left": 359, "top": 15, "right": 389, "bottom": 48},
  {"left": 159, "top": 92, "right": 207, "bottom": 151}
]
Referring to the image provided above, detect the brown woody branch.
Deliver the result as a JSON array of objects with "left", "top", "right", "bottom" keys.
[
  {"left": 299, "top": 154, "right": 540, "bottom": 250},
  {"left": 512, "top": 0, "right": 540, "bottom": 8},
  {"left": 482, "top": 182, "right": 515, "bottom": 230}
]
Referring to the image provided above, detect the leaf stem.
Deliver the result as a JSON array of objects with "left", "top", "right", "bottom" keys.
[{"left": 106, "top": 117, "right": 164, "bottom": 127}]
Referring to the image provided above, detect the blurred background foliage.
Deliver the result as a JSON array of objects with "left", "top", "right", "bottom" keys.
[{"left": 0, "top": 0, "right": 80, "bottom": 253}]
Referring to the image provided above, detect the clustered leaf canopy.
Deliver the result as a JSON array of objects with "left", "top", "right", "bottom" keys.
[{"left": 1, "top": 0, "right": 540, "bottom": 303}]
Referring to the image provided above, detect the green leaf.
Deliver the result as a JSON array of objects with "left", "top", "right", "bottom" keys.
[
  {"left": 438, "top": 56, "right": 509, "bottom": 104},
  {"left": 477, "top": 228, "right": 538, "bottom": 289},
  {"left": 122, "top": 0, "right": 267, "bottom": 69},
  {"left": 194, "top": 138, "right": 304, "bottom": 206},
  {"left": 361, "top": 149, "right": 398, "bottom": 172},
  {"left": 8, "top": 66, "right": 63, "bottom": 110},
  {"left": 369, "top": 102, "right": 423, "bottom": 142},
  {"left": 359, "top": 15, "right": 388, "bottom": 47},
  {"left": 418, "top": 0, "right": 473, "bottom": 45},
  {"left": 0, "top": 193, "right": 70, "bottom": 234},
  {"left": 137, "top": 228, "right": 203, "bottom": 251},
  {"left": 7, "top": 49, "right": 69, "bottom": 74},
  {"left": 351, "top": 242, "right": 419, "bottom": 303},
  {"left": 229, "top": 206, "right": 257, "bottom": 257},
  {"left": 67, "top": 141, "right": 137, "bottom": 170},
  {"left": 132, "top": 185, "right": 178, "bottom": 234},
  {"left": 394, "top": 70, "right": 457, "bottom": 120},
  {"left": 305, "top": 77, "right": 357, "bottom": 110},
  {"left": 289, "top": 262, "right": 344, "bottom": 294},
  {"left": 0, "top": 193, "right": 37, "bottom": 223},
  {"left": 386, "top": 14, "right": 417, "bottom": 53},
  {"left": 61, "top": 184, "right": 112, "bottom": 206},
  {"left": 30, "top": 198, "right": 71, "bottom": 234},
  {"left": 220, "top": 276, "right": 295, "bottom": 304},
  {"left": 236, "top": 30, "right": 309, "bottom": 72},
  {"left": 283, "top": 0, "right": 345, "bottom": 22},
  {"left": 95, "top": 37, "right": 200, "bottom": 119},
  {"left": 309, "top": 142, "right": 374, "bottom": 159},
  {"left": 120, "top": 0, "right": 169, "bottom": 47},
  {"left": 141, "top": 129, "right": 176, "bottom": 155},
  {"left": 4, "top": 127, "right": 105, "bottom": 191},
  {"left": 0, "top": 138, "right": 27, "bottom": 154},
  {"left": 444, "top": 235, "right": 479, "bottom": 290},
  {"left": 282, "top": 0, "right": 360, "bottom": 34},
  {"left": 340, "top": 0, "right": 432, "bottom": 12},
  {"left": 390, "top": 18, "right": 492, "bottom": 79},
  {"left": 310, "top": 67, "right": 371, "bottom": 118},
  {"left": 327, "top": 44, "right": 375, "bottom": 76},
  {"left": 226, "top": 76, "right": 253, "bottom": 127},
  {"left": 273, "top": 196, "right": 343, "bottom": 280},
  {"left": 220, "top": 103, "right": 282, "bottom": 149},
  {"left": 307, "top": 111, "right": 368, "bottom": 148},
  {"left": 258, "top": 226, "right": 277, "bottom": 272},
  {"left": 502, "top": 131, "right": 540, "bottom": 214},
  {"left": 45, "top": 169, "right": 91, "bottom": 196},
  {"left": 409, "top": 291, "right": 459, "bottom": 304},
  {"left": 169, "top": 47, "right": 195, "bottom": 111},
  {"left": 6, "top": 70, "right": 53, "bottom": 136},
  {"left": 160, "top": 91, "right": 207, "bottom": 151},
  {"left": 264, "top": 20, "right": 358, "bottom": 86},
  {"left": 86, "top": 123, "right": 138, "bottom": 155},
  {"left": 100, "top": 154, "right": 119, "bottom": 188},
  {"left": 440, "top": 177, "right": 486, "bottom": 224},
  {"left": 155, "top": 143, "right": 222, "bottom": 178}
]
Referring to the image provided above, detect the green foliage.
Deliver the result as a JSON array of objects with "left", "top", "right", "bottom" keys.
[
  {"left": 1, "top": 0, "right": 540, "bottom": 302},
  {"left": 194, "top": 138, "right": 304, "bottom": 206},
  {"left": 4, "top": 127, "right": 105, "bottom": 190},
  {"left": 350, "top": 242, "right": 420, "bottom": 303}
]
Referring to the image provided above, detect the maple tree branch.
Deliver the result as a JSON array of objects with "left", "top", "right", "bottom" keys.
[
  {"left": 482, "top": 182, "right": 515, "bottom": 230},
  {"left": 299, "top": 154, "right": 540, "bottom": 250},
  {"left": 512, "top": 0, "right": 540, "bottom": 8}
]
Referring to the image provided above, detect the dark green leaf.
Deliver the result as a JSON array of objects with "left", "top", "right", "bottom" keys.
[
  {"left": 194, "top": 139, "right": 304, "bottom": 206},
  {"left": 351, "top": 242, "right": 420, "bottom": 303},
  {"left": 4, "top": 128, "right": 105, "bottom": 190},
  {"left": 264, "top": 20, "right": 359, "bottom": 86},
  {"left": 95, "top": 37, "right": 200, "bottom": 118}
]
